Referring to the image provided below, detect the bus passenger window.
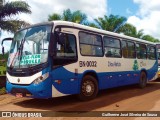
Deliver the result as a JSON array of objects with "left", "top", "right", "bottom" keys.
[
  {"left": 148, "top": 46, "right": 156, "bottom": 60},
  {"left": 79, "top": 32, "right": 103, "bottom": 57},
  {"left": 136, "top": 43, "right": 147, "bottom": 59},
  {"left": 104, "top": 36, "right": 121, "bottom": 58},
  {"left": 122, "top": 40, "right": 136, "bottom": 58},
  {"left": 122, "top": 41, "right": 127, "bottom": 58}
]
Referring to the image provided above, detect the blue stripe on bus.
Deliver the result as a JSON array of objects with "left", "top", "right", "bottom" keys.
[{"left": 50, "top": 61, "right": 157, "bottom": 95}]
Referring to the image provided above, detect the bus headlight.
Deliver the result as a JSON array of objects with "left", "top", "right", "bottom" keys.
[{"left": 34, "top": 72, "right": 49, "bottom": 85}]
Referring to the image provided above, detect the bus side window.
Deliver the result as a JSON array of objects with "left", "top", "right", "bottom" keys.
[
  {"left": 136, "top": 43, "right": 147, "bottom": 59},
  {"left": 56, "top": 33, "right": 77, "bottom": 58},
  {"left": 122, "top": 40, "right": 136, "bottom": 58},
  {"left": 122, "top": 41, "right": 127, "bottom": 58},
  {"left": 104, "top": 36, "right": 121, "bottom": 58},
  {"left": 79, "top": 32, "right": 103, "bottom": 57},
  {"left": 53, "top": 32, "right": 77, "bottom": 67},
  {"left": 148, "top": 46, "right": 156, "bottom": 60}
]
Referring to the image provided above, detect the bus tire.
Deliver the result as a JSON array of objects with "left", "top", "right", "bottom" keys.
[
  {"left": 139, "top": 71, "right": 147, "bottom": 88},
  {"left": 78, "top": 75, "right": 98, "bottom": 101}
]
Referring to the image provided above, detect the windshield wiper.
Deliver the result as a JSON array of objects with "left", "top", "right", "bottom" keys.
[
  {"left": 10, "top": 39, "right": 25, "bottom": 69},
  {"left": 18, "top": 39, "right": 25, "bottom": 68},
  {"left": 10, "top": 47, "right": 20, "bottom": 70},
  {"left": 18, "top": 38, "right": 27, "bottom": 68}
]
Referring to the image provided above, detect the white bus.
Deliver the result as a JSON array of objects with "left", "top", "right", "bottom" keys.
[{"left": 3, "top": 21, "right": 158, "bottom": 101}]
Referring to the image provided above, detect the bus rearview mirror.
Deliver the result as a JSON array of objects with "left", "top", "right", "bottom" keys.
[
  {"left": 2, "top": 46, "right": 4, "bottom": 56},
  {"left": 1, "top": 37, "right": 13, "bottom": 56}
]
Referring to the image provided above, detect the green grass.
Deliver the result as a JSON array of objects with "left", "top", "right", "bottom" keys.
[
  {"left": 0, "top": 53, "right": 8, "bottom": 76},
  {"left": 0, "top": 66, "right": 6, "bottom": 76},
  {"left": 0, "top": 87, "right": 6, "bottom": 95}
]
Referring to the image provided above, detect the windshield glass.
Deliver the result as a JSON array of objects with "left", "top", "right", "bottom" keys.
[{"left": 7, "top": 25, "right": 52, "bottom": 68}]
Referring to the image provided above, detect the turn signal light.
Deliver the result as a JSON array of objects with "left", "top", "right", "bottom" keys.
[{"left": 55, "top": 80, "right": 62, "bottom": 84}]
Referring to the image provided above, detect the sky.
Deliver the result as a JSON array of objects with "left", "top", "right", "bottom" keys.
[{"left": 0, "top": 0, "right": 160, "bottom": 53}]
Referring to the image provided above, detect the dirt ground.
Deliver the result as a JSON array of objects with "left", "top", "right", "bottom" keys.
[{"left": 0, "top": 79, "right": 160, "bottom": 120}]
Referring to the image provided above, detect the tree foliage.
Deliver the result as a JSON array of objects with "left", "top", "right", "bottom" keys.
[
  {"left": 118, "top": 23, "right": 144, "bottom": 38},
  {"left": 94, "top": 14, "right": 127, "bottom": 32},
  {"left": 142, "top": 35, "right": 159, "bottom": 42},
  {"left": 0, "top": 0, "right": 31, "bottom": 33},
  {"left": 48, "top": 9, "right": 87, "bottom": 24}
]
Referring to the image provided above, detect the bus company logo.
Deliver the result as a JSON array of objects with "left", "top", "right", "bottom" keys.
[
  {"left": 17, "top": 78, "right": 20, "bottom": 83},
  {"left": 132, "top": 60, "right": 139, "bottom": 71},
  {"left": 108, "top": 61, "right": 121, "bottom": 67}
]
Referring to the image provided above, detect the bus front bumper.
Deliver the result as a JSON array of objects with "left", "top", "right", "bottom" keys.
[{"left": 6, "top": 79, "right": 52, "bottom": 99}]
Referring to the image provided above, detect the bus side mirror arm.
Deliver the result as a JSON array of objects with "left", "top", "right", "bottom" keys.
[
  {"left": 1, "top": 37, "right": 13, "bottom": 56},
  {"left": 2, "top": 46, "right": 4, "bottom": 56}
]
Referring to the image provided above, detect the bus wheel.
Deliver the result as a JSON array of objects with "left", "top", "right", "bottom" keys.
[
  {"left": 139, "top": 71, "right": 147, "bottom": 88},
  {"left": 78, "top": 75, "right": 98, "bottom": 101}
]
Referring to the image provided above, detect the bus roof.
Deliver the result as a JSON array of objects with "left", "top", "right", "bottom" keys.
[{"left": 22, "top": 20, "right": 156, "bottom": 45}]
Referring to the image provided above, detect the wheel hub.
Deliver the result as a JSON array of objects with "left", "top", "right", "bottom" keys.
[{"left": 86, "top": 85, "right": 92, "bottom": 93}]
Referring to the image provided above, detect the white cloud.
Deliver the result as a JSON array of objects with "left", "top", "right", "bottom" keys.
[
  {"left": 133, "top": 0, "right": 160, "bottom": 17},
  {"left": 127, "top": 0, "right": 160, "bottom": 39},
  {"left": 9, "top": 0, "right": 107, "bottom": 24}
]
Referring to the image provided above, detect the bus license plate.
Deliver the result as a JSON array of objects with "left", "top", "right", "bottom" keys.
[{"left": 16, "top": 93, "right": 23, "bottom": 98}]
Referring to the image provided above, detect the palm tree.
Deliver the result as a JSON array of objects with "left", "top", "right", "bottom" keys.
[
  {"left": 0, "top": 0, "right": 31, "bottom": 33},
  {"left": 94, "top": 14, "right": 127, "bottom": 32},
  {"left": 142, "top": 35, "right": 159, "bottom": 42},
  {"left": 48, "top": 13, "right": 61, "bottom": 21},
  {"left": 118, "top": 23, "right": 144, "bottom": 39},
  {"left": 118, "top": 23, "right": 160, "bottom": 42},
  {"left": 84, "top": 22, "right": 100, "bottom": 29},
  {"left": 48, "top": 9, "right": 87, "bottom": 24}
]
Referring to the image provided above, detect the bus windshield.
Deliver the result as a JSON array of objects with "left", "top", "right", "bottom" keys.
[{"left": 7, "top": 25, "right": 52, "bottom": 69}]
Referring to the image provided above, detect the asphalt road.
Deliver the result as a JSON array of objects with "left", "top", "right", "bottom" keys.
[{"left": 0, "top": 79, "right": 160, "bottom": 120}]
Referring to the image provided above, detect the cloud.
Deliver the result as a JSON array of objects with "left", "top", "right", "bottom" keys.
[
  {"left": 133, "top": 0, "right": 160, "bottom": 17},
  {"left": 9, "top": 0, "right": 107, "bottom": 24},
  {"left": 127, "top": 0, "right": 160, "bottom": 39}
]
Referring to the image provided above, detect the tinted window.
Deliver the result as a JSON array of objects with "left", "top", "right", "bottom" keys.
[
  {"left": 136, "top": 43, "right": 147, "bottom": 59},
  {"left": 53, "top": 32, "right": 78, "bottom": 67},
  {"left": 104, "top": 36, "right": 121, "bottom": 58},
  {"left": 122, "top": 40, "right": 136, "bottom": 58},
  {"left": 56, "top": 34, "right": 77, "bottom": 58},
  {"left": 79, "top": 32, "right": 103, "bottom": 56},
  {"left": 148, "top": 46, "right": 156, "bottom": 60}
]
